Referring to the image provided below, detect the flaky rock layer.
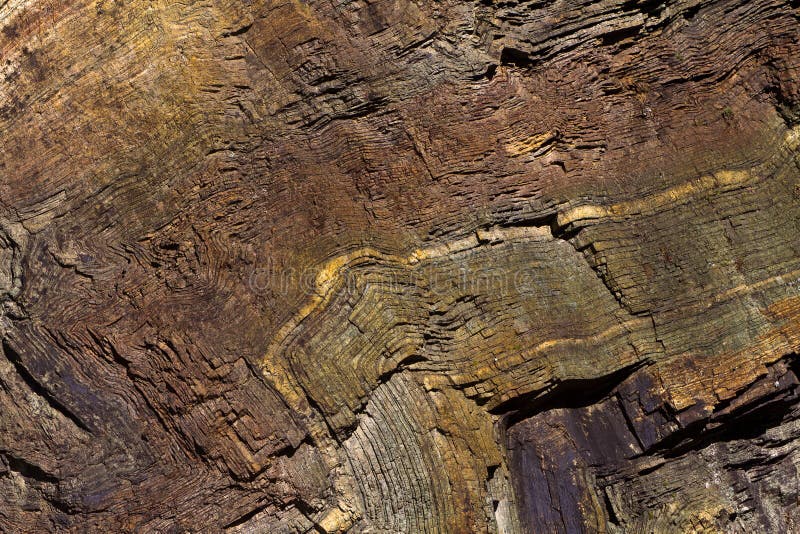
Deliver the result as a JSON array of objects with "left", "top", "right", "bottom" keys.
[{"left": 1, "top": 0, "right": 800, "bottom": 532}]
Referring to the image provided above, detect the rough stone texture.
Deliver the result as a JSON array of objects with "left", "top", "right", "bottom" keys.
[{"left": 1, "top": 0, "right": 799, "bottom": 532}]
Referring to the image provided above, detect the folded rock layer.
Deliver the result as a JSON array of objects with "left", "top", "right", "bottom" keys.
[{"left": 1, "top": 0, "right": 799, "bottom": 532}]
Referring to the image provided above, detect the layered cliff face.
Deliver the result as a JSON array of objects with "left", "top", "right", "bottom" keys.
[{"left": 1, "top": 0, "right": 799, "bottom": 532}]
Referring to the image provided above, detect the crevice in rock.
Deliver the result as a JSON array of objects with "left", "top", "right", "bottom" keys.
[
  {"left": 221, "top": 500, "right": 271, "bottom": 530},
  {"left": 1, "top": 338, "right": 92, "bottom": 433},
  {"left": 221, "top": 23, "right": 253, "bottom": 38},
  {"left": 765, "top": 83, "right": 799, "bottom": 127},
  {"left": 601, "top": 489, "right": 621, "bottom": 527},
  {"left": 2, "top": 452, "right": 58, "bottom": 484},
  {"left": 502, "top": 351, "right": 800, "bottom": 532},
  {"left": 599, "top": 24, "right": 642, "bottom": 48},
  {"left": 643, "top": 354, "right": 800, "bottom": 458},
  {"left": 493, "top": 359, "right": 648, "bottom": 424},
  {"left": 294, "top": 499, "right": 326, "bottom": 534},
  {"left": 620, "top": 0, "right": 666, "bottom": 17},
  {"left": 499, "top": 47, "right": 540, "bottom": 69},
  {"left": 375, "top": 354, "right": 429, "bottom": 386},
  {"left": 659, "top": 394, "right": 797, "bottom": 458},
  {"left": 470, "top": 63, "right": 498, "bottom": 81}
]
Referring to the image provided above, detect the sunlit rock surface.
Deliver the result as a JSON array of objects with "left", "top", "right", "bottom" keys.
[{"left": 1, "top": 0, "right": 799, "bottom": 531}]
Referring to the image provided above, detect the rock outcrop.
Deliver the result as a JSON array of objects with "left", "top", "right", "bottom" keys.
[{"left": 1, "top": 0, "right": 799, "bottom": 532}]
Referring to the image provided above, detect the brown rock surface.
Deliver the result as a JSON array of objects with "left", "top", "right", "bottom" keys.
[{"left": 1, "top": 0, "right": 799, "bottom": 532}]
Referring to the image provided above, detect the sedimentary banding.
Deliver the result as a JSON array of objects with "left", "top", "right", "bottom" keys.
[
  {"left": 259, "top": 220, "right": 660, "bottom": 531},
  {"left": 260, "top": 126, "right": 800, "bottom": 529}
]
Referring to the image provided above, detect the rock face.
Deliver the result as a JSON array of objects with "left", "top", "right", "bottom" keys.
[{"left": 1, "top": 0, "right": 800, "bottom": 532}]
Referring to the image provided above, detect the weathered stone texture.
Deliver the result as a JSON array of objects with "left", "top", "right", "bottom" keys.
[{"left": 1, "top": 0, "right": 800, "bottom": 532}]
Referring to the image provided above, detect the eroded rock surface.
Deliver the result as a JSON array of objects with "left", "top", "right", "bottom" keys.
[{"left": 1, "top": 0, "right": 799, "bottom": 532}]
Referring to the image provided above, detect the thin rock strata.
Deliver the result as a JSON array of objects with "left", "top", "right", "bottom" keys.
[{"left": 1, "top": 0, "right": 800, "bottom": 532}]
